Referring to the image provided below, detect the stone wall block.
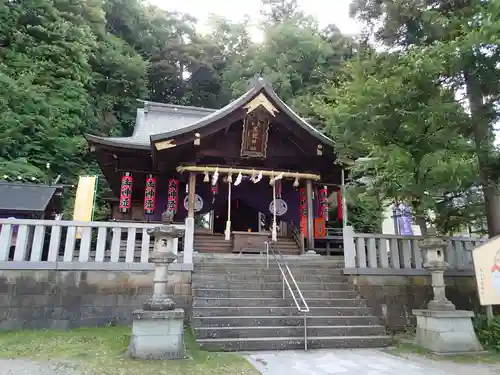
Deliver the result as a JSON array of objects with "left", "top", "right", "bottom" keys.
[
  {"left": 350, "top": 274, "right": 478, "bottom": 332},
  {"left": 0, "top": 268, "right": 190, "bottom": 330}
]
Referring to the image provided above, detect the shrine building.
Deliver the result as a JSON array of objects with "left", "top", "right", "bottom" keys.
[{"left": 85, "top": 78, "right": 345, "bottom": 255}]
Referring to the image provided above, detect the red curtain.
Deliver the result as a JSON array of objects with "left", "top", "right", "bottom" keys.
[{"left": 337, "top": 189, "right": 343, "bottom": 221}]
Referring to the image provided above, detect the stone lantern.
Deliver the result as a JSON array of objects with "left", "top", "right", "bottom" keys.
[
  {"left": 412, "top": 234, "right": 483, "bottom": 354},
  {"left": 128, "top": 215, "right": 186, "bottom": 360}
]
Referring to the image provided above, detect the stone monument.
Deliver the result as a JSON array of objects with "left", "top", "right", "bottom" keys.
[
  {"left": 128, "top": 211, "right": 186, "bottom": 360},
  {"left": 412, "top": 235, "right": 483, "bottom": 354}
]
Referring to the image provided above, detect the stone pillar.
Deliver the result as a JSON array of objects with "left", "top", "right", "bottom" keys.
[
  {"left": 183, "top": 172, "right": 196, "bottom": 264},
  {"left": 305, "top": 179, "right": 315, "bottom": 253},
  {"left": 412, "top": 235, "right": 483, "bottom": 354},
  {"left": 343, "top": 225, "right": 356, "bottom": 268},
  {"left": 128, "top": 224, "right": 186, "bottom": 360}
]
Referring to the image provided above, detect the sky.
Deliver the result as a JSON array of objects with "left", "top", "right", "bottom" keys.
[{"left": 147, "top": 0, "right": 363, "bottom": 38}]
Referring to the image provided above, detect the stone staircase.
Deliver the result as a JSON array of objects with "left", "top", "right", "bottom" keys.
[{"left": 191, "top": 254, "right": 392, "bottom": 351}]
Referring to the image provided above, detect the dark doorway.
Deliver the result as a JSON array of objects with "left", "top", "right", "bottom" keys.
[{"left": 213, "top": 199, "right": 259, "bottom": 234}]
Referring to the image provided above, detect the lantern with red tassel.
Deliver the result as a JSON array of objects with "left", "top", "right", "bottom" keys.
[
  {"left": 166, "top": 178, "right": 179, "bottom": 216},
  {"left": 119, "top": 172, "right": 133, "bottom": 213},
  {"left": 318, "top": 186, "right": 329, "bottom": 221},
  {"left": 143, "top": 174, "right": 157, "bottom": 215},
  {"left": 299, "top": 187, "right": 307, "bottom": 235},
  {"left": 337, "top": 189, "right": 343, "bottom": 221}
]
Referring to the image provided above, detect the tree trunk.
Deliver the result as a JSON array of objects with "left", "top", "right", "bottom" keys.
[
  {"left": 415, "top": 215, "right": 428, "bottom": 236},
  {"left": 464, "top": 69, "right": 500, "bottom": 237}
]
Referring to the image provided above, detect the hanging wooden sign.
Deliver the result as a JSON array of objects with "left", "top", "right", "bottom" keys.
[
  {"left": 318, "top": 187, "right": 329, "bottom": 221},
  {"left": 119, "top": 172, "right": 133, "bottom": 213},
  {"left": 299, "top": 187, "right": 307, "bottom": 235},
  {"left": 143, "top": 174, "right": 157, "bottom": 215},
  {"left": 166, "top": 179, "right": 179, "bottom": 215},
  {"left": 240, "top": 107, "right": 271, "bottom": 158}
]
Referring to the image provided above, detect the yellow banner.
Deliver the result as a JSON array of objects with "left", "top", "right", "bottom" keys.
[{"left": 73, "top": 176, "right": 97, "bottom": 238}]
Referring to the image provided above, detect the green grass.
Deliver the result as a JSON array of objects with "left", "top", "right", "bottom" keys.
[
  {"left": 388, "top": 341, "right": 500, "bottom": 364},
  {"left": 0, "top": 326, "right": 259, "bottom": 375}
]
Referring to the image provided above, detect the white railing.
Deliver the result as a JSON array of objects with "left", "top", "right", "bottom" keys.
[
  {"left": 0, "top": 218, "right": 185, "bottom": 264},
  {"left": 343, "top": 226, "right": 484, "bottom": 271},
  {"left": 265, "top": 241, "right": 310, "bottom": 351}
]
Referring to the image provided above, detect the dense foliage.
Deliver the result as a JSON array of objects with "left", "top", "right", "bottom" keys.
[
  {"left": 474, "top": 314, "right": 500, "bottom": 351},
  {"left": 1, "top": 0, "right": 498, "bottom": 233},
  {"left": 334, "top": 0, "right": 500, "bottom": 235}
]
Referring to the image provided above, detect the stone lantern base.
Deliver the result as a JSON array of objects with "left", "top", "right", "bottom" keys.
[
  {"left": 413, "top": 309, "right": 483, "bottom": 354},
  {"left": 128, "top": 308, "right": 186, "bottom": 360},
  {"left": 127, "top": 223, "right": 186, "bottom": 360}
]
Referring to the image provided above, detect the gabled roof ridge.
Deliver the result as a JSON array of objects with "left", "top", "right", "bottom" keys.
[
  {"left": 87, "top": 77, "right": 335, "bottom": 150},
  {"left": 138, "top": 100, "right": 216, "bottom": 113}
]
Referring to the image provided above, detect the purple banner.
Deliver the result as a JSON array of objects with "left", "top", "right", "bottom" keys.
[{"left": 395, "top": 203, "right": 413, "bottom": 236}]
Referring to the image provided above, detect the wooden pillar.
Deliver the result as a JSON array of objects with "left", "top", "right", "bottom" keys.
[
  {"left": 187, "top": 172, "right": 196, "bottom": 218},
  {"left": 306, "top": 179, "right": 315, "bottom": 251}
]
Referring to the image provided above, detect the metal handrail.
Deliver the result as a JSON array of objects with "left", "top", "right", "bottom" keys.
[{"left": 265, "top": 241, "right": 310, "bottom": 350}]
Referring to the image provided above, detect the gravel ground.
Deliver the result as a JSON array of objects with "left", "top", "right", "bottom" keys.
[
  {"left": 3, "top": 350, "right": 500, "bottom": 375},
  {"left": 0, "top": 360, "right": 81, "bottom": 375}
]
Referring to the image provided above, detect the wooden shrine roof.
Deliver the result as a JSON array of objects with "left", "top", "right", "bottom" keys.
[{"left": 85, "top": 77, "right": 335, "bottom": 151}]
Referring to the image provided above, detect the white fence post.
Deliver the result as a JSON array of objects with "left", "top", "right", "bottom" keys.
[{"left": 343, "top": 226, "right": 356, "bottom": 268}]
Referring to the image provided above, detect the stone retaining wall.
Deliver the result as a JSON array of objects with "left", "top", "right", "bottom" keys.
[
  {"left": 346, "top": 270, "right": 480, "bottom": 332},
  {"left": 0, "top": 263, "right": 192, "bottom": 331}
]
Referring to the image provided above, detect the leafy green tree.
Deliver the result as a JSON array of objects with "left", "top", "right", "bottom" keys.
[
  {"left": 0, "top": 0, "right": 96, "bottom": 180},
  {"left": 317, "top": 49, "right": 473, "bottom": 234},
  {"left": 349, "top": 0, "right": 500, "bottom": 236}
]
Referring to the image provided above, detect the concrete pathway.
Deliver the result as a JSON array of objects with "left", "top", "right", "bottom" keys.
[{"left": 246, "top": 349, "right": 500, "bottom": 375}]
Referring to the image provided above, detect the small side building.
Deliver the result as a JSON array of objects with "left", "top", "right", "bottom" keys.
[{"left": 0, "top": 181, "right": 65, "bottom": 260}]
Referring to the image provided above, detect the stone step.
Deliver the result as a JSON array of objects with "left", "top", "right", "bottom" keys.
[
  {"left": 197, "top": 335, "right": 392, "bottom": 351},
  {"left": 192, "top": 297, "right": 366, "bottom": 308},
  {"left": 192, "top": 306, "right": 373, "bottom": 317},
  {"left": 192, "top": 274, "right": 348, "bottom": 283},
  {"left": 194, "top": 254, "right": 344, "bottom": 263},
  {"left": 194, "top": 242, "right": 232, "bottom": 247},
  {"left": 193, "top": 288, "right": 358, "bottom": 299},
  {"left": 194, "top": 238, "right": 233, "bottom": 242},
  {"left": 191, "top": 281, "right": 353, "bottom": 291},
  {"left": 194, "top": 262, "right": 345, "bottom": 268},
  {"left": 194, "top": 267, "right": 344, "bottom": 274},
  {"left": 192, "top": 315, "right": 382, "bottom": 328},
  {"left": 194, "top": 325, "right": 387, "bottom": 339},
  {"left": 195, "top": 248, "right": 233, "bottom": 254},
  {"left": 193, "top": 266, "right": 345, "bottom": 273}
]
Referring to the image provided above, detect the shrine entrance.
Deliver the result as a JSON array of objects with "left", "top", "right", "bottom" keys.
[{"left": 213, "top": 199, "right": 259, "bottom": 234}]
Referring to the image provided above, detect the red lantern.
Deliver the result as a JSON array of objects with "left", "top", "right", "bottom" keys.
[
  {"left": 167, "top": 179, "right": 179, "bottom": 214},
  {"left": 318, "top": 187, "right": 329, "bottom": 221},
  {"left": 337, "top": 189, "right": 343, "bottom": 221},
  {"left": 143, "top": 174, "right": 157, "bottom": 215},
  {"left": 119, "top": 172, "right": 133, "bottom": 213}
]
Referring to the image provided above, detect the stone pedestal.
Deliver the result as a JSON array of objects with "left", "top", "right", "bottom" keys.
[
  {"left": 128, "top": 223, "right": 186, "bottom": 360},
  {"left": 412, "top": 235, "right": 483, "bottom": 354},
  {"left": 128, "top": 309, "right": 185, "bottom": 360},
  {"left": 413, "top": 310, "right": 483, "bottom": 354}
]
